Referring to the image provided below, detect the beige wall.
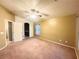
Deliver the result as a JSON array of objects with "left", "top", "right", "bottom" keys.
[
  {"left": 0, "top": 5, "right": 15, "bottom": 49},
  {"left": 40, "top": 15, "right": 76, "bottom": 47}
]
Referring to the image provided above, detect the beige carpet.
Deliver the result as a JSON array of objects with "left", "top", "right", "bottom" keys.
[{"left": 0, "top": 38, "right": 77, "bottom": 59}]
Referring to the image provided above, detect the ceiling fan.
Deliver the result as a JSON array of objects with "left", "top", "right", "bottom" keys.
[{"left": 15, "top": 9, "right": 49, "bottom": 18}]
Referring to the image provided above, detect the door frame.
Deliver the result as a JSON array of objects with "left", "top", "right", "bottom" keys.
[
  {"left": 5, "top": 20, "right": 14, "bottom": 43},
  {"left": 24, "top": 23, "right": 30, "bottom": 37},
  {"left": 23, "top": 21, "right": 34, "bottom": 38},
  {"left": 76, "top": 18, "right": 79, "bottom": 50}
]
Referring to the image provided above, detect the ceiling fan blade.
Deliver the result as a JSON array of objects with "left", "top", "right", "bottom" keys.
[
  {"left": 14, "top": 10, "right": 29, "bottom": 13},
  {"left": 30, "top": 9, "right": 36, "bottom": 12},
  {"left": 42, "top": 13, "right": 49, "bottom": 16},
  {"left": 37, "top": 11, "right": 49, "bottom": 16},
  {"left": 39, "top": 12, "right": 49, "bottom": 16}
]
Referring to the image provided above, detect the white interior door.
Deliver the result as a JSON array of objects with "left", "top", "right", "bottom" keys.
[{"left": 13, "top": 22, "right": 23, "bottom": 42}]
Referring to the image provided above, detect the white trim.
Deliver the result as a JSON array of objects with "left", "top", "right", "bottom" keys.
[
  {"left": 0, "top": 43, "right": 7, "bottom": 51},
  {"left": 7, "top": 19, "right": 14, "bottom": 22},
  {"left": 74, "top": 48, "right": 79, "bottom": 59},
  {"left": 0, "top": 19, "right": 14, "bottom": 50},
  {"left": 40, "top": 37, "right": 74, "bottom": 48},
  {"left": 76, "top": 18, "right": 78, "bottom": 50},
  {"left": 6, "top": 20, "right": 14, "bottom": 42},
  {"left": 23, "top": 22, "right": 30, "bottom": 37},
  {"left": 39, "top": 37, "right": 78, "bottom": 59},
  {"left": 23, "top": 21, "right": 34, "bottom": 37}
]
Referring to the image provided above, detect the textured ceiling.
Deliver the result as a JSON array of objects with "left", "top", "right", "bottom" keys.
[{"left": 0, "top": 0, "right": 79, "bottom": 18}]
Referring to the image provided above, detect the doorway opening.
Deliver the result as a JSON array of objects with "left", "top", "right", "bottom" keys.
[
  {"left": 35, "top": 24, "right": 41, "bottom": 36},
  {"left": 8, "top": 21, "right": 13, "bottom": 41},
  {"left": 24, "top": 23, "right": 29, "bottom": 37}
]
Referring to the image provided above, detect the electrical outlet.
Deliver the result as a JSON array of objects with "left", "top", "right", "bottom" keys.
[{"left": 65, "top": 41, "right": 68, "bottom": 43}]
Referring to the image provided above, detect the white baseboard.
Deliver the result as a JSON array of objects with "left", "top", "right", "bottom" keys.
[
  {"left": 0, "top": 42, "right": 8, "bottom": 51},
  {"left": 39, "top": 37, "right": 78, "bottom": 59},
  {"left": 74, "top": 48, "right": 79, "bottom": 59},
  {"left": 40, "top": 37, "right": 74, "bottom": 49}
]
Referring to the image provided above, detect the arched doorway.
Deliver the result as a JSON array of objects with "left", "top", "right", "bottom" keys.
[{"left": 24, "top": 23, "right": 29, "bottom": 37}]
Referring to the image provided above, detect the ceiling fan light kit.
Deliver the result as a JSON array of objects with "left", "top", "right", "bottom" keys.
[{"left": 25, "top": 9, "right": 49, "bottom": 22}]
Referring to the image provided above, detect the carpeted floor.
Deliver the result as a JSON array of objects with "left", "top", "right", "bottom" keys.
[{"left": 0, "top": 38, "right": 77, "bottom": 59}]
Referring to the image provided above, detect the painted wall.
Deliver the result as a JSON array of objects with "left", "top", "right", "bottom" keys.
[
  {"left": 40, "top": 15, "right": 76, "bottom": 47},
  {"left": 0, "top": 5, "right": 15, "bottom": 49}
]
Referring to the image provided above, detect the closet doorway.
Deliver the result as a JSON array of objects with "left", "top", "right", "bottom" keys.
[{"left": 24, "top": 23, "right": 29, "bottom": 37}]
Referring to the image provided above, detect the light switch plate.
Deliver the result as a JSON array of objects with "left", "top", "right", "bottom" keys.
[{"left": 0, "top": 32, "right": 4, "bottom": 35}]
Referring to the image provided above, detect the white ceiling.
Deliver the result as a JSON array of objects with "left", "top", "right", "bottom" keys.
[{"left": 0, "top": 0, "right": 79, "bottom": 18}]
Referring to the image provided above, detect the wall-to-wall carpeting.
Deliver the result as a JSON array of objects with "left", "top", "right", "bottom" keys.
[{"left": 0, "top": 38, "right": 77, "bottom": 59}]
